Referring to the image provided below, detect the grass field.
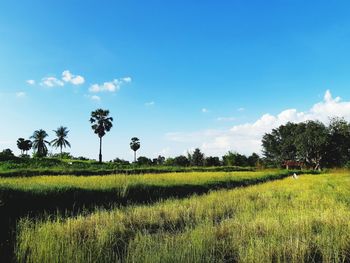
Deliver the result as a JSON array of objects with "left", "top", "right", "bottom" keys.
[
  {"left": 14, "top": 171, "right": 350, "bottom": 263},
  {"left": 0, "top": 170, "right": 296, "bottom": 262},
  {"left": 0, "top": 170, "right": 292, "bottom": 215},
  {"left": 0, "top": 158, "right": 253, "bottom": 177}
]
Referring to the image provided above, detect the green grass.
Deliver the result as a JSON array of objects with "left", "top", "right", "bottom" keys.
[
  {"left": 0, "top": 158, "right": 254, "bottom": 177},
  {"left": 15, "top": 171, "right": 348, "bottom": 263},
  {"left": 0, "top": 170, "right": 291, "bottom": 216}
]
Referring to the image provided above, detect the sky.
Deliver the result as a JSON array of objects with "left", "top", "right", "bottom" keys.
[{"left": 1, "top": 1, "right": 350, "bottom": 161}]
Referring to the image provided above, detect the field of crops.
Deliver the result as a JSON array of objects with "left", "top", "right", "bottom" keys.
[
  {"left": 14, "top": 171, "right": 350, "bottom": 263},
  {"left": 0, "top": 170, "right": 291, "bottom": 215},
  {"left": 1, "top": 170, "right": 296, "bottom": 261}
]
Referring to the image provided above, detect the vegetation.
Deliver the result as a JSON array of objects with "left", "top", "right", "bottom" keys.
[
  {"left": 90, "top": 109, "right": 113, "bottom": 163},
  {"left": 30, "top": 129, "right": 50, "bottom": 158},
  {"left": 0, "top": 171, "right": 292, "bottom": 216},
  {"left": 51, "top": 126, "right": 71, "bottom": 156},
  {"left": 262, "top": 118, "right": 350, "bottom": 169},
  {"left": 16, "top": 138, "right": 32, "bottom": 155},
  {"left": 130, "top": 137, "right": 140, "bottom": 162},
  {"left": 15, "top": 171, "right": 349, "bottom": 263}
]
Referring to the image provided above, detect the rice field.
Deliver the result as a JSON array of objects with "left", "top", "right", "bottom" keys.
[
  {"left": 0, "top": 170, "right": 290, "bottom": 215},
  {"left": 15, "top": 171, "right": 350, "bottom": 263}
]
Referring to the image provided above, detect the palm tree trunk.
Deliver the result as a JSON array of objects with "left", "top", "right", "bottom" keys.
[
  {"left": 60, "top": 146, "right": 62, "bottom": 158},
  {"left": 134, "top": 151, "right": 136, "bottom": 163},
  {"left": 99, "top": 137, "right": 102, "bottom": 163}
]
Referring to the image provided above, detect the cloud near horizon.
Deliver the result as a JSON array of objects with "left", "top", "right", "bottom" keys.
[{"left": 166, "top": 90, "right": 350, "bottom": 157}]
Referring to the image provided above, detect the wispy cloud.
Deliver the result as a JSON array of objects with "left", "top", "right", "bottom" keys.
[
  {"left": 217, "top": 116, "right": 236, "bottom": 122},
  {"left": 85, "top": 94, "right": 101, "bottom": 102},
  {"left": 89, "top": 77, "right": 132, "bottom": 93},
  {"left": 16, "top": 91, "right": 26, "bottom": 98},
  {"left": 237, "top": 107, "right": 245, "bottom": 112},
  {"left": 202, "top": 108, "right": 209, "bottom": 113},
  {"left": 40, "top": 77, "right": 64, "bottom": 87},
  {"left": 26, "top": 79, "right": 35, "bottom": 85},
  {"left": 145, "top": 101, "right": 155, "bottom": 106},
  {"left": 62, "top": 70, "right": 85, "bottom": 85}
]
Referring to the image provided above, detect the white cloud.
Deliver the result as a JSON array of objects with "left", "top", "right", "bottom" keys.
[
  {"left": 16, "top": 91, "right": 26, "bottom": 98},
  {"left": 26, "top": 79, "right": 35, "bottom": 85},
  {"left": 122, "top": 76, "right": 132, "bottom": 83},
  {"left": 85, "top": 94, "right": 101, "bottom": 102},
  {"left": 89, "top": 77, "right": 132, "bottom": 93},
  {"left": 166, "top": 90, "right": 350, "bottom": 157},
  {"left": 237, "top": 107, "right": 245, "bottom": 112},
  {"left": 40, "top": 77, "right": 64, "bottom": 87},
  {"left": 202, "top": 108, "right": 209, "bottom": 113},
  {"left": 62, "top": 70, "right": 85, "bottom": 85},
  {"left": 217, "top": 117, "right": 236, "bottom": 122},
  {"left": 90, "top": 95, "right": 101, "bottom": 102},
  {"left": 145, "top": 101, "right": 155, "bottom": 106}
]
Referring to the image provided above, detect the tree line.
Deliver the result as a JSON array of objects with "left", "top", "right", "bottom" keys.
[
  {"left": 7, "top": 108, "right": 350, "bottom": 169},
  {"left": 262, "top": 117, "right": 350, "bottom": 170}
]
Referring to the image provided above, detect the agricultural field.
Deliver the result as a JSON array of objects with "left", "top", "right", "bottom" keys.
[
  {"left": 0, "top": 170, "right": 296, "bottom": 262},
  {"left": 4, "top": 170, "right": 350, "bottom": 263}
]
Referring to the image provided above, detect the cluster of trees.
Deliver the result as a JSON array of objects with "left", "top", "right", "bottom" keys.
[
  {"left": 113, "top": 148, "right": 262, "bottom": 167},
  {"left": 16, "top": 127, "right": 71, "bottom": 158},
  {"left": 13, "top": 109, "right": 142, "bottom": 163},
  {"left": 8, "top": 107, "right": 264, "bottom": 167},
  {"left": 262, "top": 118, "right": 350, "bottom": 170}
]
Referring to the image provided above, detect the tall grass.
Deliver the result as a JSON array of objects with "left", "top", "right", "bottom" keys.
[
  {"left": 0, "top": 158, "right": 254, "bottom": 177},
  {"left": 15, "top": 172, "right": 350, "bottom": 263},
  {"left": 0, "top": 171, "right": 290, "bottom": 216}
]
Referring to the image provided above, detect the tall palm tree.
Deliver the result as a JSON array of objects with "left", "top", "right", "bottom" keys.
[
  {"left": 30, "top": 129, "right": 50, "bottom": 157},
  {"left": 51, "top": 126, "right": 71, "bottom": 157},
  {"left": 17, "top": 138, "right": 32, "bottom": 155},
  {"left": 90, "top": 109, "right": 113, "bottom": 163},
  {"left": 130, "top": 137, "right": 140, "bottom": 162}
]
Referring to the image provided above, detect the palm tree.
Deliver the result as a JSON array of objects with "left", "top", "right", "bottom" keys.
[
  {"left": 51, "top": 126, "right": 71, "bottom": 157},
  {"left": 17, "top": 138, "right": 32, "bottom": 155},
  {"left": 30, "top": 129, "right": 50, "bottom": 157},
  {"left": 90, "top": 109, "right": 113, "bottom": 163},
  {"left": 130, "top": 137, "right": 140, "bottom": 162},
  {"left": 23, "top": 140, "right": 32, "bottom": 155},
  {"left": 17, "top": 138, "right": 26, "bottom": 155}
]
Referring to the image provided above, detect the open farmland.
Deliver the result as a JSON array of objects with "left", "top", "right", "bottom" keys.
[
  {"left": 0, "top": 170, "right": 296, "bottom": 261},
  {"left": 14, "top": 171, "right": 350, "bottom": 263}
]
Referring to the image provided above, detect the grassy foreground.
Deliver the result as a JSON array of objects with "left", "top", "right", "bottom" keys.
[
  {"left": 15, "top": 171, "right": 349, "bottom": 263},
  {"left": 0, "top": 170, "right": 292, "bottom": 215}
]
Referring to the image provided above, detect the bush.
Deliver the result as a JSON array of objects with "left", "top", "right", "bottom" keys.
[{"left": 0, "top": 149, "right": 17, "bottom": 161}]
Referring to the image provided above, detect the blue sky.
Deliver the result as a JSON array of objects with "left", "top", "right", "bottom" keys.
[{"left": 1, "top": 1, "right": 350, "bottom": 161}]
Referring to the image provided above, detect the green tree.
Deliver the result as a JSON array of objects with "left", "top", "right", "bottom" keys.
[
  {"left": 137, "top": 156, "right": 152, "bottom": 166},
  {"left": 30, "top": 129, "right": 50, "bottom": 157},
  {"left": 188, "top": 148, "right": 205, "bottom": 166},
  {"left": 205, "top": 156, "right": 221, "bottom": 166},
  {"left": 262, "top": 122, "right": 298, "bottom": 165},
  {"left": 173, "top": 155, "right": 190, "bottom": 166},
  {"left": 222, "top": 151, "right": 248, "bottom": 166},
  {"left": 324, "top": 117, "right": 350, "bottom": 167},
  {"left": 130, "top": 137, "right": 140, "bottom": 162},
  {"left": 17, "top": 138, "right": 32, "bottom": 155},
  {"left": 90, "top": 109, "right": 113, "bottom": 163},
  {"left": 247, "top": 153, "right": 260, "bottom": 167},
  {"left": 51, "top": 126, "right": 71, "bottom": 157},
  {"left": 295, "top": 121, "right": 328, "bottom": 170}
]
